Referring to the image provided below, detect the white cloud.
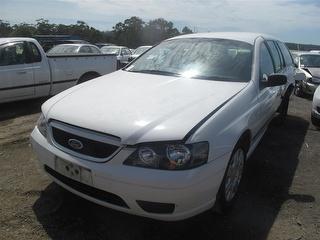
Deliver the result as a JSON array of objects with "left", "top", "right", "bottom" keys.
[
  {"left": 2, "top": 0, "right": 320, "bottom": 43},
  {"left": 57, "top": 0, "right": 320, "bottom": 34}
]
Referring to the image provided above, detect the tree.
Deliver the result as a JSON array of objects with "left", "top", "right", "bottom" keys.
[
  {"left": 112, "top": 16, "right": 145, "bottom": 47},
  {"left": 35, "top": 18, "right": 55, "bottom": 35},
  {"left": 182, "top": 26, "right": 193, "bottom": 34},
  {"left": 10, "top": 23, "right": 36, "bottom": 37},
  {"left": 0, "top": 20, "right": 12, "bottom": 37},
  {"left": 0, "top": 17, "right": 183, "bottom": 46},
  {"left": 143, "top": 18, "right": 180, "bottom": 45}
]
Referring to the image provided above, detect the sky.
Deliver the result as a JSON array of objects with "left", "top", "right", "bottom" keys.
[{"left": 1, "top": 0, "right": 320, "bottom": 44}]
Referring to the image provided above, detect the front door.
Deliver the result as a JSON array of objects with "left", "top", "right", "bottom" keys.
[{"left": 0, "top": 41, "right": 35, "bottom": 102}]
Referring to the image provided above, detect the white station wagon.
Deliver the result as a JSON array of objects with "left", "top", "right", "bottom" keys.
[{"left": 31, "top": 32, "right": 295, "bottom": 221}]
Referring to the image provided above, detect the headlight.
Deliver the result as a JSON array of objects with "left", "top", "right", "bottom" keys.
[
  {"left": 124, "top": 142, "right": 209, "bottom": 170},
  {"left": 307, "top": 78, "right": 313, "bottom": 83},
  {"left": 37, "top": 113, "right": 48, "bottom": 138}
]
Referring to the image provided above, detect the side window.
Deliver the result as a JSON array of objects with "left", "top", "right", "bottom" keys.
[
  {"left": 260, "top": 42, "right": 274, "bottom": 80},
  {"left": 79, "top": 46, "right": 91, "bottom": 53},
  {"left": 90, "top": 47, "right": 100, "bottom": 54},
  {"left": 0, "top": 42, "right": 27, "bottom": 66},
  {"left": 120, "top": 48, "right": 125, "bottom": 55},
  {"left": 267, "top": 40, "right": 282, "bottom": 72},
  {"left": 277, "top": 42, "right": 294, "bottom": 67},
  {"left": 28, "top": 42, "right": 42, "bottom": 63},
  {"left": 125, "top": 49, "right": 131, "bottom": 55}
]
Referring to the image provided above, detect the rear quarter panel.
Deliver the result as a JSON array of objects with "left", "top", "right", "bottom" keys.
[{"left": 48, "top": 54, "right": 117, "bottom": 95}]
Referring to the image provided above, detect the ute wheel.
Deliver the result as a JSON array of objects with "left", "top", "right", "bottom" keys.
[
  {"left": 78, "top": 73, "right": 100, "bottom": 84},
  {"left": 216, "top": 145, "right": 246, "bottom": 212}
]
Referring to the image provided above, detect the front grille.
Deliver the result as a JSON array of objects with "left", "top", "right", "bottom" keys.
[
  {"left": 51, "top": 125, "right": 119, "bottom": 159},
  {"left": 45, "top": 165, "right": 129, "bottom": 208},
  {"left": 317, "top": 106, "right": 320, "bottom": 114}
]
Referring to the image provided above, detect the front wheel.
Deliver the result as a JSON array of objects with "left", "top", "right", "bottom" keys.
[{"left": 217, "top": 147, "right": 245, "bottom": 212}]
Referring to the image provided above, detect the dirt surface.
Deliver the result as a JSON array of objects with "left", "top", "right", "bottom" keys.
[{"left": 0, "top": 95, "right": 319, "bottom": 240}]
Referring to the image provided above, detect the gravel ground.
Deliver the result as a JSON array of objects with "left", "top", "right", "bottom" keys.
[{"left": 0, "top": 95, "right": 319, "bottom": 240}]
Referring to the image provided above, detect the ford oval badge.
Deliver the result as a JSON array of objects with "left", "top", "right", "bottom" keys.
[{"left": 68, "top": 138, "right": 83, "bottom": 150}]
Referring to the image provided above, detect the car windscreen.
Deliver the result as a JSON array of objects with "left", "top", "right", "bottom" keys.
[
  {"left": 300, "top": 55, "right": 320, "bottom": 68},
  {"left": 125, "top": 38, "right": 253, "bottom": 82},
  {"left": 47, "top": 45, "right": 78, "bottom": 54},
  {"left": 101, "top": 47, "right": 120, "bottom": 55},
  {"left": 133, "top": 46, "right": 151, "bottom": 55}
]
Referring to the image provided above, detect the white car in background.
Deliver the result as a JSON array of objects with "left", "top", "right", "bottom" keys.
[
  {"left": 31, "top": 32, "right": 295, "bottom": 221},
  {"left": 312, "top": 86, "right": 320, "bottom": 128},
  {"left": 310, "top": 50, "right": 320, "bottom": 54},
  {"left": 0, "top": 38, "right": 117, "bottom": 104},
  {"left": 100, "top": 46, "right": 132, "bottom": 68},
  {"left": 292, "top": 52, "right": 320, "bottom": 95},
  {"left": 130, "top": 46, "right": 152, "bottom": 61},
  {"left": 47, "top": 44, "right": 102, "bottom": 55}
]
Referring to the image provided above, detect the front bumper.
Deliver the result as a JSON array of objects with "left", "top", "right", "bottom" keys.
[{"left": 30, "top": 127, "right": 227, "bottom": 221}]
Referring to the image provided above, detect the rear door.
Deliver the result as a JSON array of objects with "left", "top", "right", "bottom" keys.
[
  {"left": 258, "top": 41, "right": 278, "bottom": 125},
  {"left": 120, "top": 48, "right": 131, "bottom": 63},
  {"left": 0, "top": 41, "right": 35, "bottom": 102},
  {"left": 266, "top": 40, "right": 284, "bottom": 111},
  {"left": 276, "top": 41, "right": 295, "bottom": 88}
]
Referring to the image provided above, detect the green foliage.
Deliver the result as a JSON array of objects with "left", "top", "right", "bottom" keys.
[
  {"left": 0, "top": 17, "right": 193, "bottom": 47},
  {"left": 142, "top": 18, "right": 180, "bottom": 46},
  {"left": 182, "top": 26, "right": 193, "bottom": 35},
  {"left": 112, "top": 16, "right": 145, "bottom": 48},
  {"left": 0, "top": 20, "right": 12, "bottom": 37}
]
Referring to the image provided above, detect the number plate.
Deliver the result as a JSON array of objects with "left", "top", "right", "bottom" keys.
[{"left": 55, "top": 157, "right": 92, "bottom": 185}]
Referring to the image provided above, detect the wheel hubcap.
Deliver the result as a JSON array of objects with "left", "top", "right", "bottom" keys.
[{"left": 224, "top": 148, "right": 245, "bottom": 202}]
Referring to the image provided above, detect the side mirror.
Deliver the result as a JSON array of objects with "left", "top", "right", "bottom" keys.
[{"left": 262, "top": 74, "right": 287, "bottom": 87}]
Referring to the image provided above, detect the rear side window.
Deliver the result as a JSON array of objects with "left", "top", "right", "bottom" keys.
[
  {"left": 277, "top": 42, "right": 293, "bottom": 66},
  {"left": 27, "top": 42, "right": 42, "bottom": 63},
  {"left": 260, "top": 42, "right": 274, "bottom": 79},
  {"left": 90, "top": 46, "right": 100, "bottom": 54},
  {"left": 79, "top": 46, "right": 91, "bottom": 53},
  {"left": 267, "top": 41, "right": 283, "bottom": 72},
  {"left": 125, "top": 48, "right": 131, "bottom": 55},
  {"left": 0, "top": 42, "right": 27, "bottom": 66}
]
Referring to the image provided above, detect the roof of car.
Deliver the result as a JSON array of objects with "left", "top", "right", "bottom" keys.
[
  {"left": 137, "top": 45, "right": 152, "bottom": 48},
  {"left": 53, "top": 44, "right": 97, "bottom": 47},
  {"left": 292, "top": 51, "right": 320, "bottom": 56},
  {"left": 0, "top": 37, "right": 37, "bottom": 45},
  {"left": 169, "top": 32, "right": 278, "bottom": 44}
]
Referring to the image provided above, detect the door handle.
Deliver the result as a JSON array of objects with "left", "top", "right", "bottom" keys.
[{"left": 17, "top": 71, "right": 27, "bottom": 75}]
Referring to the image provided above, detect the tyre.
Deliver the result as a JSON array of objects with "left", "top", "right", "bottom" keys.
[
  {"left": 78, "top": 73, "right": 100, "bottom": 84},
  {"left": 216, "top": 145, "right": 246, "bottom": 212},
  {"left": 294, "top": 83, "right": 303, "bottom": 97}
]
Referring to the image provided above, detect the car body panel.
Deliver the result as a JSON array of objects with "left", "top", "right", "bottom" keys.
[
  {"left": 312, "top": 86, "right": 320, "bottom": 127},
  {"left": 0, "top": 38, "right": 117, "bottom": 103},
  {"left": 31, "top": 32, "right": 296, "bottom": 220},
  {"left": 44, "top": 70, "right": 247, "bottom": 145}
]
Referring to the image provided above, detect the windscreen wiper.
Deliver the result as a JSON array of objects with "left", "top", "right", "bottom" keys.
[{"left": 128, "top": 69, "right": 180, "bottom": 77}]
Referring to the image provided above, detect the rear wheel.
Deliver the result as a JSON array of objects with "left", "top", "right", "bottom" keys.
[
  {"left": 279, "top": 86, "right": 294, "bottom": 121},
  {"left": 294, "top": 82, "right": 303, "bottom": 97},
  {"left": 217, "top": 146, "right": 245, "bottom": 212},
  {"left": 78, "top": 73, "right": 100, "bottom": 84}
]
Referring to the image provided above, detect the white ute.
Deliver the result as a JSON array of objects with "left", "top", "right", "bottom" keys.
[
  {"left": 31, "top": 32, "right": 296, "bottom": 221},
  {"left": 0, "top": 38, "right": 117, "bottom": 104}
]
